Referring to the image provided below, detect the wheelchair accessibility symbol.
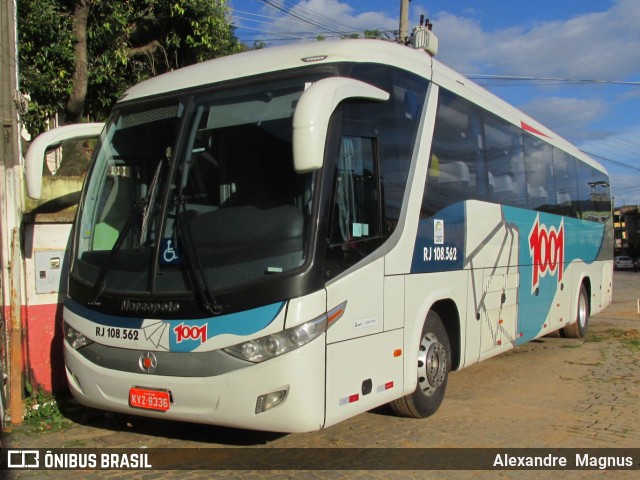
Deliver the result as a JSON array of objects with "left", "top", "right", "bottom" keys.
[{"left": 160, "top": 238, "right": 181, "bottom": 265}]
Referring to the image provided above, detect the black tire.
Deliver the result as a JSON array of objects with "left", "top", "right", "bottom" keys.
[
  {"left": 390, "top": 310, "right": 450, "bottom": 418},
  {"left": 562, "top": 284, "right": 589, "bottom": 338}
]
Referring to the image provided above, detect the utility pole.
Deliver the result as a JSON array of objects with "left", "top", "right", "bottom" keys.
[
  {"left": 1, "top": 0, "right": 24, "bottom": 425},
  {"left": 1, "top": 0, "right": 20, "bottom": 169},
  {"left": 399, "top": 0, "right": 410, "bottom": 42}
]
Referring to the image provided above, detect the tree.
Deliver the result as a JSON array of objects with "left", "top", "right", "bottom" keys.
[
  {"left": 364, "top": 29, "right": 387, "bottom": 40},
  {"left": 340, "top": 30, "right": 387, "bottom": 40},
  {"left": 18, "top": 0, "right": 243, "bottom": 136},
  {"left": 18, "top": 0, "right": 75, "bottom": 135}
]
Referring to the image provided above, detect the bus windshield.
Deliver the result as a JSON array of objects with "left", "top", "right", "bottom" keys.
[{"left": 72, "top": 75, "right": 320, "bottom": 306}]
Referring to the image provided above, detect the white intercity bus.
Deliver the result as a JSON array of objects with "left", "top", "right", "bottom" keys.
[{"left": 26, "top": 38, "right": 613, "bottom": 432}]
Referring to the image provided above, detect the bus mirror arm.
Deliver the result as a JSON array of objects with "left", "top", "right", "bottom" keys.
[
  {"left": 25, "top": 122, "right": 104, "bottom": 199},
  {"left": 292, "top": 77, "right": 390, "bottom": 173}
]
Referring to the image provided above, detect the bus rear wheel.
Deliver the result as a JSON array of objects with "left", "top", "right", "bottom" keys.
[
  {"left": 562, "top": 284, "right": 589, "bottom": 338},
  {"left": 390, "top": 310, "right": 450, "bottom": 419}
]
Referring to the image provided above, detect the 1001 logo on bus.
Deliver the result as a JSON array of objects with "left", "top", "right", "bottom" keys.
[
  {"left": 528, "top": 215, "right": 564, "bottom": 292},
  {"left": 173, "top": 323, "right": 207, "bottom": 344}
]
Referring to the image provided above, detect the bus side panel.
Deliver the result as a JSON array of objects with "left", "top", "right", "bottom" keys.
[
  {"left": 410, "top": 201, "right": 522, "bottom": 367},
  {"left": 326, "top": 258, "right": 384, "bottom": 344},
  {"left": 383, "top": 275, "right": 405, "bottom": 331},
  {"left": 569, "top": 260, "right": 608, "bottom": 318},
  {"left": 547, "top": 260, "right": 575, "bottom": 335},
  {"left": 502, "top": 206, "right": 605, "bottom": 345},
  {"left": 464, "top": 202, "right": 520, "bottom": 360},
  {"left": 600, "top": 262, "right": 613, "bottom": 313},
  {"left": 324, "top": 329, "right": 404, "bottom": 428}
]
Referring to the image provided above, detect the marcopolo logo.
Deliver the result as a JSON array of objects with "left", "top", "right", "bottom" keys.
[
  {"left": 528, "top": 215, "right": 564, "bottom": 292},
  {"left": 121, "top": 300, "right": 180, "bottom": 314}
]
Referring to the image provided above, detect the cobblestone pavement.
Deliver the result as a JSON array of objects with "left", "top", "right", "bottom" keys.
[{"left": 3, "top": 272, "right": 640, "bottom": 479}]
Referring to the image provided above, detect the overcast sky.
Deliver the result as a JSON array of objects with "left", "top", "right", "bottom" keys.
[{"left": 231, "top": 0, "right": 640, "bottom": 206}]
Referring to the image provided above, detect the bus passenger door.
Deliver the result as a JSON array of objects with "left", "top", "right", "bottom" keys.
[{"left": 323, "top": 125, "right": 404, "bottom": 427}]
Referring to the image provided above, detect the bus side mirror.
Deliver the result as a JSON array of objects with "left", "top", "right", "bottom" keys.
[
  {"left": 292, "top": 77, "right": 389, "bottom": 173},
  {"left": 25, "top": 122, "right": 104, "bottom": 199}
]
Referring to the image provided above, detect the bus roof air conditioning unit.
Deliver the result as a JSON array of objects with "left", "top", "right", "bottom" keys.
[{"left": 412, "top": 16, "right": 438, "bottom": 57}]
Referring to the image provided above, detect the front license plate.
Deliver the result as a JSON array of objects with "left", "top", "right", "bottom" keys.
[{"left": 129, "top": 387, "right": 171, "bottom": 412}]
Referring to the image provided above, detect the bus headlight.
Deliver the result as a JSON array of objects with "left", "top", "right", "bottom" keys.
[
  {"left": 224, "top": 315, "right": 327, "bottom": 363},
  {"left": 63, "top": 322, "right": 94, "bottom": 350}
]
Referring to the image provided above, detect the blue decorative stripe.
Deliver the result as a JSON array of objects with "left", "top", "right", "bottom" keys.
[
  {"left": 64, "top": 298, "right": 286, "bottom": 352},
  {"left": 502, "top": 207, "right": 603, "bottom": 344},
  {"left": 65, "top": 299, "right": 145, "bottom": 328},
  {"left": 411, "top": 201, "right": 606, "bottom": 347},
  {"left": 167, "top": 302, "right": 285, "bottom": 352}
]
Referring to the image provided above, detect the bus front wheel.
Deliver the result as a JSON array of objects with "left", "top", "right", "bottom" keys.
[
  {"left": 562, "top": 284, "right": 589, "bottom": 338},
  {"left": 390, "top": 310, "right": 450, "bottom": 419}
]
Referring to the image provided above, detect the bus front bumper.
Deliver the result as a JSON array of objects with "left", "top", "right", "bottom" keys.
[{"left": 64, "top": 335, "right": 326, "bottom": 433}]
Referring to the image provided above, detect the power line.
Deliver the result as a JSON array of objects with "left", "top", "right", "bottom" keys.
[
  {"left": 237, "top": 0, "right": 392, "bottom": 43},
  {"left": 469, "top": 75, "right": 640, "bottom": 159},
  {"left": 466, "top": 74, "right": 640, "bottom": 87},
  {"left": 255, "top": 0, "right": 354, "bottom": 36},
  {"left": 232, "top": 4, "right": 640, "bottom": 181},
  {"left": 580, "top": 150, "right": 640, "bottom": 172},
  {"left": 233, "top": 15, "right": 325, "bottom": 36},
  {"left": 259, "top": 0, "right": 362, "bottom": 34},
  {"left": 231, "top": 24, "right": 308, "bottom": 40}
]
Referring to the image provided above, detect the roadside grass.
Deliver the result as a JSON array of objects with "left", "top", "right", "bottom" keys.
[
  {"left": 20, "top": 385, "right": 75, "bottom": 434},
  {"left": 584, "top": 328, "right": 640, "bottom": 345},
  {"left": 582, "top": 328, "right": 640, "bottom": 368}
]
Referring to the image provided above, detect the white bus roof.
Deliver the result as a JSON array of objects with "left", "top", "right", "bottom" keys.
[
  {"left": 120, "top": 39, "right": 604, "bottom": 173},
  {"left": 121, "top": 39, "right": 433, "bottom": 102}
]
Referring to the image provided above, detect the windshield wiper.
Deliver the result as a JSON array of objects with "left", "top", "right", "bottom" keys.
[
  {"left": 175, "top": 196, "right": 224, "bottom": 315},
  {"left": 140, "top": 161, "right": 163, "bottom": 245},
  {"left": 89, "top": 160, "right": 162, "bottom": 307}
]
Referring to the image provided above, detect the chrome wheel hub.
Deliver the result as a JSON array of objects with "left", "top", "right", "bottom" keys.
[{"left": 417, "top": 332, "right": 447, "bottom": 396}]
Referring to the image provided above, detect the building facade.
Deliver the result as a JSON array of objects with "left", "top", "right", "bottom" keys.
[{"left": 614, "top": 206, "right": 640, "bottom": 257}]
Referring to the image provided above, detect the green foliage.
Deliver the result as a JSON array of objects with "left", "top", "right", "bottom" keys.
[
  {"left": 17, "top": 0, "right": 75, "bottom": 135},
  {"left": 364, "top": 29, "right": 386, "bottom": 39},
  {"left": 23, "top": 384, "right": 70, "bottom": 433},
  {"left": 341, "top": 30, "right": 387, "bottom": 40},
  {"left": 18, "top": 0, "right": 243, "bottom": 136}
]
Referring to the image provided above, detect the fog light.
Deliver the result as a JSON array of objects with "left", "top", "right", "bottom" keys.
[{"left": 255, "top": 389, "right": 288, "bottom": 414}]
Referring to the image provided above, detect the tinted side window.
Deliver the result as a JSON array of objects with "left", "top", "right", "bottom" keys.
[
  {"left": 349, "top": 64, "right": 429, "bottom": 233},
  {"left": 485, "top": 116, "right": 526, "bottom": 208},
  {"left": 423, "top": 90, "right": 484, "bottom": 216},
  {"left": 324, "top": 65, "right": 429, "bottom": 279},
  {"left": 325, "top": 118, "right": 383, "bottom": 279},
  {"left": 421, "top": 88, "right": 610, "bottom": 224},
  {"left": 524, "top": 135, "right": 554, "bottom": 212},
  {"left": 550, "top": 148, "right": 578, "bottom": 218},
  {"left": 576, "top": 162, "right": 611, "bottom": 222},
  {"left": 328, "top": 134, "right": 382, "bottom": 246}
]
